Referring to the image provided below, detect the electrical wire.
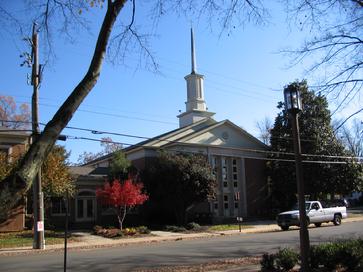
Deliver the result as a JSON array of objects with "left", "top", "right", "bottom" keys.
[
  {"left": 65, "top": 135, "right": 363, "bottom": 165},
  {"left": 3, "top": 119, "right": 363, "bottom": 162}
]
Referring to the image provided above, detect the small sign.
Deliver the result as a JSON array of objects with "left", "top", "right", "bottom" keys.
[
  {"left": 37, "top": 221, "right": 44, "bottom": 232},
  {"left": 236, "top": 217, "right": 243, "bottom": 222}
]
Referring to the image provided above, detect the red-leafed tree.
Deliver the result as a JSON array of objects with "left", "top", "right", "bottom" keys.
[{"left": 96, "top": 179, "right": 148, "bottom": 230}]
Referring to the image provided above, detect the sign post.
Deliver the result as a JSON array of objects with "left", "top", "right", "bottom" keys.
[{"left": 237, "top": 217, "right": 243, "bottom": 232}]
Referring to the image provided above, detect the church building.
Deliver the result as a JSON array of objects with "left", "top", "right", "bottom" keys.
[{"left": 78, "top": 29, "right": 270, "bottom": 225}]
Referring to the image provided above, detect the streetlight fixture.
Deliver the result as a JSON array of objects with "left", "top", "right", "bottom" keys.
[
  {"left": 284, "top": 85, "right": 302, "bottom": 114},
  {"left": 284, "top": 83, "right": 310, "bottom": 272}
]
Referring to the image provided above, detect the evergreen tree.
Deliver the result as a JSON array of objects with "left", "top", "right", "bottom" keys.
[
  {"left": 109, "top": 150, "right": 131, "bottom": 180},
  {"left": 269, "top": 81, "right": 362, "bottom": 210},
  {"left": 142, "top": 152, "right": 216, "bottom": 225}
]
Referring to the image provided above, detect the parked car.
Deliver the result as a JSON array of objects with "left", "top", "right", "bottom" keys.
[{"left": 276, "top": 201, "right": 347, "bottom": 231}]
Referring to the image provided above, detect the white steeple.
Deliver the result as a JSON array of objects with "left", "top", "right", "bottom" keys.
[
  {"left": 191, "top": 28, "right": 197, "bottom": 74},
  {"left": 177, "top": 28, "right": 215, "bottom": 128}
]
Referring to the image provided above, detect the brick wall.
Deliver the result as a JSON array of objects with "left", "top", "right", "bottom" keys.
[{"left": 0, "top": 200, "right": 25, "bottom": 232}]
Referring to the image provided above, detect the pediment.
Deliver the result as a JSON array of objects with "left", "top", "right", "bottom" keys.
[{"left": 178, "top": 120, "right": 267, "bottom": 150}]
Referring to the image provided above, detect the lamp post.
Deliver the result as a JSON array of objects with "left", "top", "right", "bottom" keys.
[{"left": 284, "top": 84, "right": 310, "bottom": 272}]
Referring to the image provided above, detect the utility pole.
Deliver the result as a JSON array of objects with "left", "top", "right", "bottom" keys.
[{"left": 31, "top": 22, "right": 45, "bottom": 250}]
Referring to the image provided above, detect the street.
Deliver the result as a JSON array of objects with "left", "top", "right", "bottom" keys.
[{"left": 1, "top": 221, "right": 363, "bottom": 272}]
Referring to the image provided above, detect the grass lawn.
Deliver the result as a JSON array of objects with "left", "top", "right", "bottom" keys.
[
  {"left": 207, "top": 224, "right": 253, "bottom": 231},
  {"left": 0, "top": 230, "right": 77, "bottom": 248}
]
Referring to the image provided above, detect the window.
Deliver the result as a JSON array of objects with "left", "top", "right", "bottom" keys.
[
  {"left": 232, "top": 158, "right": 238, "bottom": 181},
  {"left": 223, "top": 181, "right": 228, "bottom": 187},
  {"left": 223, "top": 195, "right": 229, "bottom": 209},
  {"left": 51, "top": 197, "right": 67, "bottom": 215},
  {"left": 234, "top": 202, "right": 239, "bottom": 209},
  {"left": 267, "top": 176, "right": 272, "bottom": 196},
  {"left": 214, "top": 202, "right": 218, "bottom": 210},
  {"left": 211, "top": 156, "right": 218, "bottom": 179},
  {"left": 233, "top": 181, "right": 238, "bottom": 188},
  {"left": 222, "top": 157, "right": 228, "bottom": 181}
]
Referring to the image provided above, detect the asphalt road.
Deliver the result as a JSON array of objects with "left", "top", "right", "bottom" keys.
[{"left": 1, "top": 221, "right": 363, "bottom": 272}]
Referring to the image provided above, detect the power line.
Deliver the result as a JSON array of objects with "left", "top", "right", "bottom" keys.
[
  {"left": 3, "top": 119, "right": 363, "bottom": 162},
  {"left": 65, "top": 135, "right": 363, "bottom": 165},
  {"left": 64, "top": 125, "right": 150, "bottom": 140},
  {"left": 3, "top": 100, "right": 178, "bottom": 126}
]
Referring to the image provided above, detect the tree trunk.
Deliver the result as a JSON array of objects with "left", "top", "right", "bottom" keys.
[
  {"left": 117, "top": 205, "right": 127, "bottom": 230},
  {"left": 0, "top": 0, "right": 127, "bottom": 214}
]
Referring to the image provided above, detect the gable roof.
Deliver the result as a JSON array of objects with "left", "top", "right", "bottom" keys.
[
  {"left": 125, "top": 118, "right": 268, "bottom": 153},
  {"left": 177, "top": 119, "right": 268, "bottom": 149},
  {"left": 69, "top": 166, "right": 109, "bottom": 176},
  {"left": 125, "top": 117, "right": 217, "bottom": 150},
  {"left": 83, "top": 118, "right": 217, "bottom": 166},
  {"left": 84, "top": 117, "right": 268, "bottom": 166}
]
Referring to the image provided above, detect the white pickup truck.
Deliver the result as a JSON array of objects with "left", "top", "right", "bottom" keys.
[{"left": 276, "top": 201, "right": 348, "bottom": 231}]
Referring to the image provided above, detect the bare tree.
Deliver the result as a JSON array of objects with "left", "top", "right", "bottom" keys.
[
  {"left": 0, "top": 96, "right": 31, "bottom": 129},
  {"left": 77, "top": 137, "right": 122, "bottom": 165},
  {"left": 256, "top": 116, "right": 272, "bottom": 145},
  {"left": 336, "top": 119, "right": 363, "bottom": 158},
  {"left": 284, "top": 0, "right": 363, "bottom": 125},
  {"left": 0, "top": 0, "right": 266, "bottom": 213}
]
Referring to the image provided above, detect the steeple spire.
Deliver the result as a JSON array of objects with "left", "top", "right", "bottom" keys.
[
  {"left": 191, "top": 28, "right": 197, "bottom": 74},
  {"left": 177, "top": 28, "right": 215, "bottom": 128}
]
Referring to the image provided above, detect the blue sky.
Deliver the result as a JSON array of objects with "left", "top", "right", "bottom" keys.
[{"left": 0, "top": 1, "right": 344, "bottom": 163}]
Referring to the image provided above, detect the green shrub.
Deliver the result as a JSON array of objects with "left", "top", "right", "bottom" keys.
[
  {"left": 260, "top": 253, "right": 276, "bottom": 272},
  {"left": 317, "top": 242, "right": 338, "bottom": 271},
  {"left": 103, "top": 228, "right": 123, "bottom": 238},
  {"left": 186, "top": 222, "right": 201, "bottom": 230},
  {"left": 310, "top": 239, "right": 363, "bottom": 271},
  {"left": 275, "top": 248, "right": 299, "bottom": 272},
  {"left": 261, "top": 240, "right": 363, "bottom": 272},
  {"left": 136, "top": 226, "right": 151, "bottom": 234},
  {"left": 93, "top": 226, "right": 123, "bottom": 238},
  {"left": 309, "top": 245, "right": 325, "bottom": 270},
  {"left": 336, "top": 239, "right": 363, "bottom": 271},
  {"left": 165, "top": 225, "right": 187, "bottom": 232},
  {"left": 123, "top": 227, "right": 137, "bottom": 236}
]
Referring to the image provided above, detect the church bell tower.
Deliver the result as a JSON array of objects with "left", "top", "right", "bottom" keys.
[{"left": 177, "top": 28, "right": 215, "bottom": 128}]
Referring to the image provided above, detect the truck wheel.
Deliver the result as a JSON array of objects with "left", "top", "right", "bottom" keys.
[
  {"left": 333, "top": 214, "right": 342, "bottom": 226},
  {"left": 281, "top": 226, "right": 289, "bottom": 231},
  {"left": 314, "top": 223, "right": 322, "bottom": 227}
]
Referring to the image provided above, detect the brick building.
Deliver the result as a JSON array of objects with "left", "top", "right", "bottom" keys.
[{"left": 72, "top": 29, "right": 270, "bottom": 226}]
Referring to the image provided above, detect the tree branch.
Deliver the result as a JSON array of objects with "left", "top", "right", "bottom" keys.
[{"left": 0, "top": 0, "right": 127, "bottom": 215}]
